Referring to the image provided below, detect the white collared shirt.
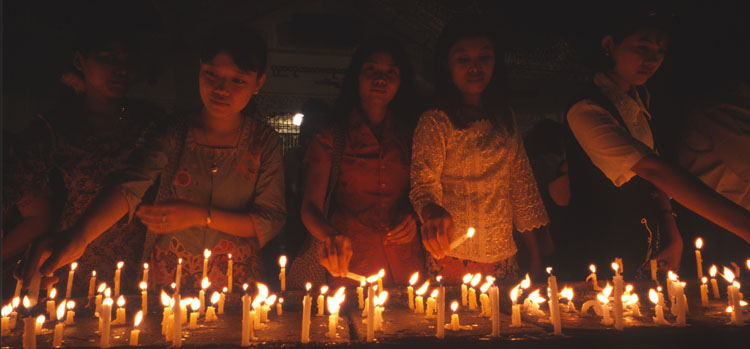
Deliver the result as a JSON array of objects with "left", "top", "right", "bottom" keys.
[{"left": 567, "top": 72, "right": 656, "bottom": 187}]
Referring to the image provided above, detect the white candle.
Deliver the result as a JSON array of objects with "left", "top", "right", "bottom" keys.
[
  {"left": 172, "top": 293, "right": 182, "bottom": 347},
  {"left": 377, "top": 269, "right": 385, "bottom": 293},
  {"left": 673, "top": 281, "right": 687, "bottom": 326},
  {"left": 414, "top": 280, "right": 429, "bottom": 314},
  {"left": 407, "top": 272, "right": 418, "bottom": 311},
  {"left": 425, "top": 289, "right": 437, "bottom": 318},
  {"left": 317, "top": 286, "right": 328, "bottom": 316},
  {"left": 586, "top": 264, "right": 600, "bottom": 290},
  {"left": 113, "top": 295, "right": 126, "bottom": 325},
  {"left": 599, "top": 295, "right": 612, "bottom": 325},
  {"left": 46, "top": 288, "right": 57, "bottom": 321},
  {"left": 199, "top": 277, "right": 210, "bottom": 315},
  {"left": 722, "top": 267, "right": 744, "bottom": 326},
  {"left": 694, "top": 238, "right": 704, "bottom": 279},
  {"left": 227, "top": 254, "right": 233, "bottom": 293},
  {"left": 129, "top": 310, "right": 142, "bottom": 346},
  {"left": 101, "top": 297, "right": 113, "bottom": 348},
  {"left": 449, "top": 227, "right": 476, "bottom": 250},
  {"left": 202, "top": 249, "right": 211, "bottom": 281},
  {"left": 367, "top": 284, "right": 375, "bottom": 342},
  {"left": 649, "top": 289, "right": 668, "bottom": 325},
  {"left": 327, "top": 298, "right": 339, "bottom": 338},
  {"left": 64, "top": 301, "right": 75, "bottom": 325},
  {"left": 490, "top": 285, "right": 500, "bottom": 337},
  {"left": 251, "top": 283, "right": 269, "bottom": 329},
  {"left": 88, "top": 271, "right": 97, "bottom": 300},
  {"left": 248, "top": 308, "right": 256, "bottom": 341},
  {"left": 218, "top": 288, "right": 226, "bottom": 315},
  {"left": 206, "top": 292, "right": 219, "bottom": 321},
  {"left": 22, "top": 316, "right": 36, "bottom": 349},
  {"left": 612, "top": 263, "right": 624, "bottom": 331},
  {"left": 357, "top": 280, "right": 365, "bottom": 309},
  {"left": 449, "top": 301, "right": 460, "bottom": 330},
  {"left": 114, "top": 261, "right": 124, "bottom": 299},
  {"left": 301, "top": 283, "right": 312, "bottom": 344},
  {"left": 461, "top": 273, "right": 471, "bottom": 306},
  {"left": 242, "top": 293, "right": 250, "bottom": 346},
  {"left": 28, "top": 271, "right": 42, "bottom": 307},
  {"left": 1, "top": 305, "right": 11, "bottom": 337},
  {"left": 547, "top": 268, "right": 562, "bottom": 335},
  {"left": 510, "top": 284, "right": 522, "bottom": 327},
  {"left": 479, "top": 283, "right": 491, "bottom": 317},
  {"left": 437, "top": 282, "right": 445, "bottom": 339},
  {"left": 279, "top": 255, "right": 287, "bottom": 292},
  {"left": 175, "top": 258, "right": 183, "bottom": 294},
  {"left": 66, "top": 262, "right": 77, "bottom": 299},
  {"left": 709, "top": 265, "right": 720, "bottom": 299},
  {"left": 188, "top": 298, "right": 199, "bottom": 330},
  {"left": 52, "top": 301, "right": 66, "bottom": 347},
  {"left": 160, "top": 292, "right": 171, "bottom": 335},
  {"left": 277, "top": 298, "right": 284, "bottom": 316},
  {"left": 139, "top": 282, "right": 148, "bottom": 315},
  {"left": 700, "top": 277, "right": 709, "bottom": 307}
]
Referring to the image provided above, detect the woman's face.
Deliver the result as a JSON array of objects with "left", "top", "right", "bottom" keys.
[
  {"left": 603, "top": 29, "right": 667, "bottom": 87},
  {"left": 448, "top": 37, "right": 495, "bottom": 102},
  {"left": 74, "top": 41, "right": 131, "bottom": 99},
  {"left": 358, "top": 51, "right": 401, "bottom": 107},
  {"left": 199, "top": 51, "right": 265, "bottom": 118}
]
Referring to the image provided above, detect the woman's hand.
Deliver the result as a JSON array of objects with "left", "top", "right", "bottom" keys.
[
  {"left": 20, "top": 229, "right": 87, "bottom": 286},
  {"left": 653, "top": 237, "right": 683, "bottom": 272},
  {"left": 318, "top": 234, "right": 353, "bottom": 278},
  {"left": 384, "top": 214, "right": 418, "bottom": 245},
  {"left": 136, "top": 201, "right": 205, "bottom": 233},
  {"left": 420, "top": 204, "right": 454, "bottom": 259}
]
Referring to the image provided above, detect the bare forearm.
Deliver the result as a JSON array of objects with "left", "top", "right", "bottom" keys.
[
  {"left": 522, "top": 228, "right": 542, "bottom": 260},
  {"left": 205, "top": 208, "right": 256, "bottom": 238},
  {"left": 300, "top": 201, "right": 338, "bottom": 242},
  {"left": 2, "top": 216, "right": 52, "bottom": 262},
  {"left": 77, "top": 189, "right": 130, "bottom": 244},
  {"left": 634, "top": 155, "right": 750, "bottom": 243}
]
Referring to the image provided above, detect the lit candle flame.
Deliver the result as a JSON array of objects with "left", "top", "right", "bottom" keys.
[
  {"left": 510, "top": 285, "right": 521, "bottom": 303},
  {"left": 71, "top": 262, "right": 78, "bottom": 271},
  {"left": 521, "top": 273, "right": 531, "bottom": 289},
  {"left": 741, "top": 300, "right": 748, "bottom": 307},
  {"left": 117, "top": 261, "right": 124, "bottom": 270},
  {"left": 1, "top": 305, "right": 12, "bottom": 317},
  {"left": 377, "top": 269, "right": 385, "bottom": 278},
  {"left": 695, "top": 238, "right": 703, "bottom": 249},
  {"left": 480, "top": 282, "right": 491, "bottom": 294},
  {"left": 265, "top": 295, "right": 277, "bottom": 306},
  {"left": 243, "top": 283, "right": 249, "bottom": 292},
  {"left": 416, "top": 281, "right": 430, "bottom": 295},
  {"left": 375, "top": 291, "right": 388, "bottom": 306},
  {"left": 462, "top": 273, "right": 473, "bottom": 284},
  {"left": 710, "top": 265, "right": 717, "bottom": 277},
  {"left": 222, "top": 287, "right": 227, "bottom": 293},
  {"left": 747, "top": 259, "right": 750, "bottom": 271},
  {"left": 12, "top": 297, "right": 20, "bottom": 309},
  {"left": 305, "top": 283, "right": 312, "bottom": 292},
  {"left": 67, "top": 301, "right": 75, "bottom": 310},
  {"left": 92, "top": 270, "right": 96, "bottom": 277},
  {"left": 485, "top": 275, "right": 495, "bottom": 284},
  {"left": 602, "top": 283, "right": 613, "bottom": 297},
  {"left": 430, "top": 289, "right": 439, "bottom": 298},
  {"left": 178, "top": 258, "right": 182, "bottom": 265},
  {"left": 470, "top": 273, "right": 482, "bottom": 287},
  {"left": 726, "top": 305, "right": 733, "bottom": 313},
  {"left": 360, "top": 279, "right": 366, "bottom": 287},
  {"left": 117, "top": 295, "right": 125, "bottom": 308},
  {"left": 722, "top": 267, "right": 735, "bottom": 283},
  {"left": 409, "top": 272, "right": 419, "bottom": 286},
  {"left": 327, "top": 287, "right": 346, "bottom": 313},
  {"left": 668, "top": 271, "right": 678, "bottom": 281},
  {"left": 191, "top": 298, "right": 200, "bottom": 312},
  {"left": 589, "top": 264, "right": 596, "bottom": 273},
  {"left": 140, "top": 281, "right": 147, "bottom": 291},
  {"left": 144, "top": 263, "right": 149, "bottom": 270},
  {"left": 36, "top": 315, "right": 45, "bottom": 325},
  {"left": 467, "top": 227, "right": 476, "bottom": 238},
  {"left": 451, "top": 301, "right": 458, "bottom": 312},
  {"left": 202, "top": 277, "right": 211, "bottom": 290},
  {"left": 279, "top": 255, "right": 287, "bottom": 268},
  {"left": 204, "top": 249, "right": 211, "bottom": 259},
  {"left": 56, "top": 301, "right": 66, "bottom": 320},
  {"left": 103, "top": 298, "right": 113, "bottom": 307},
  {"left": 546, "top": 267, "right": 552, "bottom": 275},
  {"left": 98, "top": 283, "right": 107, "bottom": 293},
  {"left": 528, "top": 289, "right": 546, "bottom": 304},
  {"left": 23, "top": 296, "right": 30, "bottom": 309},
  {"left": 611, "top": 262, "right": 619, "bottom": 272},
  {"left": 210, "top": 291, "right": 220, "bottom": 305},
  {"left": 104, "top": 288, "right": 111, "bottom": 298},
  {"left": 49, "top": 288, "right": 57, "bottom": 300},
  {"left": 702, "top": 277, "right": 708, "bottom": 284},
  {"left": 252, "top": 283, "right": 269, "bottom": 308},
  {"left": 437, "top": 275, "right": 443, "bottom": 283},
  {"left": 171, "top": 283, "right": 176, "bottom": 289},
  {"left": 597, "top": 293, "right": 609, "bottom": 304},
  {"left": 625, "top": 284, "right": 633, "bottom": 293},
  {"left": 134, "top": 310, "right": 143, "bottom": 328},
  {"left": 161, "top": 291, "right": 170, "bottom": 306},
  {"left": 561, "top": 287, "right": 574, "bottom": 301},
  {"left": 228, "top": 253, "right": 232, "bottom": 260},
  {"left": 279, "top": 298, "right": 284, "bottom": 304},
  {"left": 181, "top": 298, "right": 193, "bottom": 307},
  {"left": 320, "top": 286, "right": 329, "bottom": 295}
]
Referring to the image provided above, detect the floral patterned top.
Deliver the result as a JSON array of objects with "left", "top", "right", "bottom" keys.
[
  {"left": 115, "top": 114, "right": 286, "bottom": 292},
  {"left": 410, "top": 108, "right": 549, "bottom": 263},
  {"left": 4, "top": 99, "right": 162, "bottom": 297}
]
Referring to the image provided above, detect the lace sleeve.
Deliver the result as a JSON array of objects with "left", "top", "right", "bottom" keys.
[
  {"left": 509, "top": 130, "right": 550, "bottom": 232},
  {"left": 409, "top": 111, "right": 447, "bottom": 222}
]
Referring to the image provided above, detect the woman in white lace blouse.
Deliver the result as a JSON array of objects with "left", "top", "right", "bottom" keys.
[{"left": 410, "top": 18, "right": 549, "bottom": 284}]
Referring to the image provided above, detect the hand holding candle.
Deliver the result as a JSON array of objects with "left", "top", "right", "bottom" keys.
[{"left": 449, "top": 227, "right": 475, "bottom": 250}]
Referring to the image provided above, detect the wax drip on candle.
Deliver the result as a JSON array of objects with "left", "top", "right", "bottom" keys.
[{"left": 560, "top": 287, "right": 575, "bottom": 312}]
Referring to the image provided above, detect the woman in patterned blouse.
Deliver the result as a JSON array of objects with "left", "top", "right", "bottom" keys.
[{"left": 410, "top": 17, "right": 549, "bottom": 284}]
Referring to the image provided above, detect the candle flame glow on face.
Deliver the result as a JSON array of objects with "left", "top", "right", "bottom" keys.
[
  {"left": 57, "top": 301, "right": 66, "bottom": 320},
  {"left": 204, "top": 249, "right": 211, "bottom": 259},
  {"left": 117, "top": 261, "right": 124, "bottom": 269},
  {"left": 202, "top": 277, "right": 210, "bottom": 290},
  {"left": 140, "top": 281, "right": 148, "bottom": 291},
  {"left": 722, "top": 267, "right": 735, "bottom": 283},
  {"left": 134, "top": 310, "right": 143, "bottom": 328},
  {"left": 191, "top": 298, "right": 200, "bottom": 311},
  {"left": 98, "top": 283, "right": 107, "bottom": 293},
  {"left": 462, "top": 273, "right": 473, "bottom": 284},
  {"left": 49, "top": 288, "right": 57, "bottom": 300},
  {"left": 695, "top": 238, "right": 703, "bottom": 249},
  {"left": 470, "top": 273, "right": 482, "bottom": 287},
  {"left": 589, "top": 264, "right": 596, "bottom": 273},
  {"left": 210, "top": 291, "right": 220, "bottom": 305},
  {"left": 527, "top": 289, "right": 546, "bottom": 304},
  {"left": 430, "top": 289, "right": 439, "bottom": 298},
  {"left": 409, "top": 272, "right": 419, "bottom": 286},
  {"left": 265, "top": 295, "right": 277, "bottom": 306},
  {"left": 103, "top": 298, "right": 113, "bottom": 307},
  {"left": 117, "top": 295, "right": 125, "bottom": 308},
  {"left": 67, "top": 301, "right": 75, "bottom": 310},
  {"left": 451, "top": 301, "right": 458, "bottom": 312},
  {"left": 2, "top": 304, "right": 12, "bottom": 317},
  {"left": 36, "top": 315, "right": 45, "bottom": 324},
  {"left": 252, "top": 283, "right": 269, "bottom": 308},
  {"left": 521, "top": 273, "right": 531, "bottom": 289},
  {"left": 416, "top": 281, "right": 430, "bottom": 295},
  {"left": 12, "top": 297, "right": 20, "bottom": 309},
  {"left": 23, "top": 296, "right": 30, "bottom": 309},
  {"left": 320, "top": 286, "right": 329, "bottom": 294},
  {"left": 710, "top": 265, "right": 717, "bottom": 277},
  {"left": 71, "top": 262, "right": 78, "bottom": 271},
  {"left": 467, "top": 227, "right": 476, "bottom": 238},
  {"left": 161, "top": 291, "right": 170, "bottom": 306},
  {"left": 305, "top": 283, "right": 312, "bottom": 291},
  {"left": 561, "top": 287, "right": 574, "bottom": 301},
  {"left": 104, "top": 288, "right": 111, "bottom": 298},
  {"left": 480, "top": 282, "right": 491, "bottom": 293},
  {"left": 278, "top": 255, "right": 287, "bottom": 268}
]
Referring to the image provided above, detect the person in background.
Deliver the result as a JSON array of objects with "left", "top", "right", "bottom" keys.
[
  {"left": 21, "top": 23, "right": 285, "bottom": 293},
  {"left": 411, "top": 17, "right": 548, "bottom": 284},
  {"left": 564, "top": 8, "right": 750, "bottom": 279},
  {"left": 301, "top": 37, "right": 424, "bottom": 287}
]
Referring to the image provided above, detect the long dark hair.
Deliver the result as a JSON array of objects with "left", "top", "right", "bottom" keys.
[
  {"left": 332, "top": 36, "right": 418, "bottom": 129},
  {"left": 432, "top": 16, "right": 514, "bottom": 134}
]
